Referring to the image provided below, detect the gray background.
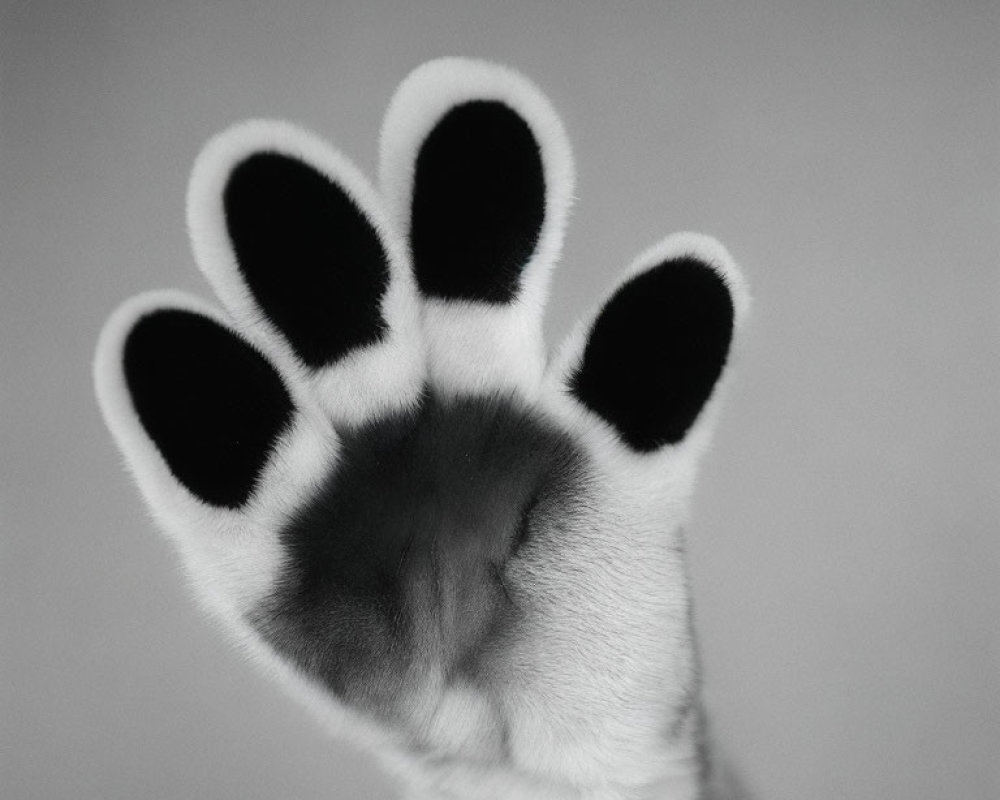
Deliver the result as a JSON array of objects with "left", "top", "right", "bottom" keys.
[{"left": 2, "top": 2, "right": 997, "bottom": 799}]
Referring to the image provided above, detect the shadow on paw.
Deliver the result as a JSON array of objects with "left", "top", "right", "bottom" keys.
[{"left": 248, "top": 392, "right": 589, "bottom": 721}]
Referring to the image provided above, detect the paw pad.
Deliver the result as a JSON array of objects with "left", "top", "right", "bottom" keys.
[
  {"left": 224, "top": 152, "right": 391, "bottom": 369},
  {"left": 570, "top": 256, "right": 736, "bottom": 451},
  {"left": 123, "top": 309, "right": 294, "bottom": 508}
]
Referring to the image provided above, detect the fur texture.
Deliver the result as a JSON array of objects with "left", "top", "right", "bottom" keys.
[{"left": 95, "top": 58, "right": 750, "bottom": 800}]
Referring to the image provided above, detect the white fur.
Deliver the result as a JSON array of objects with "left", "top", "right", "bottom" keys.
[
  {"left": 477, "top": 232, "right": 750, "bottom": 795},
  {"left": 96, "top": 60, "right": 751, "bottom": 800},
  {"left": 379, "top": 57, "right": 575, "bottom": 402}
]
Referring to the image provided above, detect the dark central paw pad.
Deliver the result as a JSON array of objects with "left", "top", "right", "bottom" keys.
[{"left": 249, "top": 393, "right": 586, "bottom": 714}]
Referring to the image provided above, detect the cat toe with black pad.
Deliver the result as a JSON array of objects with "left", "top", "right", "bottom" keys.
[
  {"left": 94, "top": 289, "right": 337, "bottom": 615},
  {"left": 546, "top": 233, "right": 749, "bottom": 462},
  {"left": 122, "top": 305, "right": 295, "bottom": 510},
  {"left": 380, "top": 58, "right": 574, "bottom": 400},
  {"left": 188, "top": 120, "right": 425, "bottom": 425}
]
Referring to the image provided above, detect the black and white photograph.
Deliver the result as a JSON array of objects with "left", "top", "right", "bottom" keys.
[{"left": 2, "top": 3, "right": 996, "bottom": 799}]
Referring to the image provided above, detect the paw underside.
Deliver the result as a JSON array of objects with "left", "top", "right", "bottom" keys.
[{"left": 96, "top": 59, "right": 746, "bottom": 729}]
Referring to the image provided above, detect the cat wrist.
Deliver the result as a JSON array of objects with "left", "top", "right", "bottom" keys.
[{"left": 382, "top": 742, "right": 702, "bottom": 800}]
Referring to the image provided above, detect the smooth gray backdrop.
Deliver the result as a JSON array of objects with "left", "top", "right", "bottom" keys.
[{"left": 2, "top": 2, "right": 997, "bottom": 799}]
